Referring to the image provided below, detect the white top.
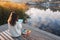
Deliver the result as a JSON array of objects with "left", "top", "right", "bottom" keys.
[{"left": 8, "top": 22, "right": 22, "bottom": 37}]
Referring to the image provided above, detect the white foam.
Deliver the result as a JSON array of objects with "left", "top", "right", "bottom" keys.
[{"left": 25, "top": 8, "right": 60, "bottom": 26}]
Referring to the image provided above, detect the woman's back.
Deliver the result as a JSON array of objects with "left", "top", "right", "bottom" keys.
[{"left": 8, "top": 22, "right": 22, "bottom": 37}]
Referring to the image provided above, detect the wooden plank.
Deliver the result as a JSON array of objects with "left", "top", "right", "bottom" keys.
[
  {"left": 0, "top": 30, "right": 14, "bottom": 40},
  {"left": 4, "top": 30, "right": 14, "bottom": 40},
  {"left": 0, "top": 35, "right": 5, "bottom": 40},
  {"left": 0, "top": 33, "right": 9, "bottom": 40},
  {"left": 5, "top": 30, "right": 11, "bottom": 36}
]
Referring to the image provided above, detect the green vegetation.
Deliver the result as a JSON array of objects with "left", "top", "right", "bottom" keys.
[{"left": 0, "top": 6, "right": 29, "bottom": 25}]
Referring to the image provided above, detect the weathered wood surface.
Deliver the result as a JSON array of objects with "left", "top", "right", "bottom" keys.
[{"left": 0, "top": 24, "right": 60, "bottom": 40}]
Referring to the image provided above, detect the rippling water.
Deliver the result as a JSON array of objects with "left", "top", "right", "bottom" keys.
[{"left": 25, "top": 8, "right": 60, "bottom": 36}]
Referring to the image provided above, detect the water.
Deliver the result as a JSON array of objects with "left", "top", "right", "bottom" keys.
[
  {"left": 25, "top": 8, "right": 60, "bottom": 36},
  {"left": 18, "top": 19, "right": 23, "bottom": 23},
  {"left": 9, "top": 0, "right": 60, "bottom": 36}
]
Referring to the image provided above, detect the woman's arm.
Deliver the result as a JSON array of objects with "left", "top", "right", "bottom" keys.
[{"left": 7, "top": 13, "right": 12, "bottom": 24}]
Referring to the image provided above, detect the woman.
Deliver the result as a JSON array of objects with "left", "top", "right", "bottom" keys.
[{"left": 7, "top": 12, "right": 22, "bottom": 40}]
